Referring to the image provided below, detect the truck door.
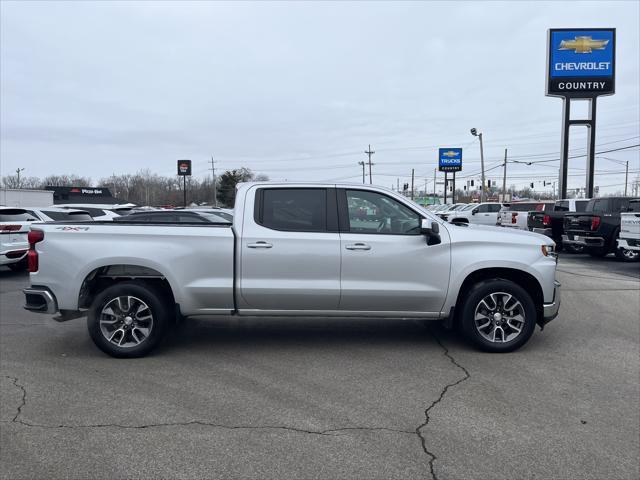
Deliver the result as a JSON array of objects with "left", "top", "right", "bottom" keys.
[
  {"left": 239, "top": 187, "right": 341, "bottom": 311},
  {"left": 337, "top": 188, "right": 450, "bottom": 314}
]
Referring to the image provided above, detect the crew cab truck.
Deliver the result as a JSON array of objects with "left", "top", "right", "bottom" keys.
[
  {"left": 618, "top": 199, "right": 640, "bottom": 253},
  {"left": 24, "top": 183, "right": 561, "bottom": 358},
  {"left": 527, "top": 199, "right": 590, "bottom": 252},
  {"left": 563, "top": 196, "right": 640, "bottom": 262}
]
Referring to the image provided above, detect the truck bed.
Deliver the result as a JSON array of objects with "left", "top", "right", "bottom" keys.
[{"left": 28, "top": 221, "right": 236, "bottom": 316}]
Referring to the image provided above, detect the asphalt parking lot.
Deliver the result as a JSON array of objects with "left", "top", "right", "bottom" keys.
[{"left": 1, "top": 255, "right": 638, "bottom": 480}]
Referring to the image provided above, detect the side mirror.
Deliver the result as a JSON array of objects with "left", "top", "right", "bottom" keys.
[
  {"left": 472, "top": 208, "right": 479, "bottom": 215},
  {"left": 421, "top": 218, "right": 439, "bottom": 234},
  {"left": 421, "top": 218, "right": 441, "bottom": 245}
]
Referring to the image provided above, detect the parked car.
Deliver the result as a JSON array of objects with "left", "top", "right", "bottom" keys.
[
  {"left": 445, "top": 202, "right": 503, "bottom": 226},
  {"left": 527, "top": 199, "right": 590, "bottom": 252},
  {"left": 1, "top": 208, "right": 38, "bottom": 271},
  {"left": 24, "top": 183, "right": 560, "bottom": 357},
  {"left": 436, "top": 203, "right": 468, "bottom": 220},
  {"left": 179, "top": 208, "right": 234, "bottom": 222},
  {"left": 498, "top": 201, "right": 555, "bottom": 230},
  {"left": 28, "top": 207, "right": 94, "bottom": 223},
  {"left": 563, "top": 196, "right": 640, "bottom": 261},
  {"left": 57, "top": 204, "right": 131, "bottom": 220},
  {"left": 113, "top": 210, "right": 231, "bottom": 224},
  {"left": 617, "top": 199, "right": 640, "bottom": 255}
]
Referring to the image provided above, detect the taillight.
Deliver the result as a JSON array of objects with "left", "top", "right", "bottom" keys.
[
  {"left": 543, "top": 214, "right": 551, "bottom": 226},
  {"left": 590, "top": 216, "right": 601, "bottom": 231},
  {"left": 27, "top": 230, "right": 44, "bottom": 273},
  {"left": 0, "top": 224, "right": 21, "bottom": 232},
  {"left": 511, "top": 212, "right": 518, "bottom": 224}
]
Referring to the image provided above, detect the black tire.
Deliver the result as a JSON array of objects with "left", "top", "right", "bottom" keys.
[
  {"left": 587, "top": 246, "right": 608, "bottom": 257},
  {"left": 87, "top": 281, "right": 169, "bottom": 358},
  {"left": 614, "top": 246, "right": 640, "bottom": 262},
  {"left": 459, "top": 279, "right": 537, "bottom": 353}
]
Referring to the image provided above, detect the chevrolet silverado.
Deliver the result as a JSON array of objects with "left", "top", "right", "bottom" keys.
[{"left": 23, "top": 183, "right": 561, "bottom": 357}]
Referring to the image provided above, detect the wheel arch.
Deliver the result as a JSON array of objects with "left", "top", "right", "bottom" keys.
[
  {"left": 454, "top": 267, "right": 544, "bottom": 326},
  {"left": 78, "top": 264, "right": 177, "bottom": 311}
]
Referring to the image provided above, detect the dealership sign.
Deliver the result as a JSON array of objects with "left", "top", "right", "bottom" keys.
[
  {"left": 177, "top": 159, "right": 192, "bottom": 176},
  {"left": 438, "top": 148, "right": 462, "bottom": 172},
  {"left": 546, "top": 28, "right": 615, "bottom": 97}
]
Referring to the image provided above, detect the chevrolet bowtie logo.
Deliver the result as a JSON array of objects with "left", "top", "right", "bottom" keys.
[
  {"left": 442, "top": 151, "right": 460, "bottom": 157},
  {"left": 559, "top": 36, "right": 609, "bottom": 54}
]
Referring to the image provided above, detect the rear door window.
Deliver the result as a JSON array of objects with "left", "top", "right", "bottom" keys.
[
  {"left": 627, "top": 201, "right": 640, "bottom": 213},
  {"left": 257, "top": 188, "right": 328, "bottom": 232}
]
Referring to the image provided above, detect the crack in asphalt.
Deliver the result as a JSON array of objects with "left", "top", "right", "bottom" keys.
[
  {"left": 415, "top": 329, "right": 471, "bottom": 480},
  {"left": 2, "top": 375, "right": 413, "bottom": 437},
  {"left": 4, "top": 330, "right": 471, "bottom": 480}
]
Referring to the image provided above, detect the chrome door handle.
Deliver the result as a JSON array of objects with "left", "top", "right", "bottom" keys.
[
  {"left": 247, "top": 241, "right": 273, "bottom": 249},
  {"left": 345, "top": 243, "right": 371, "bottom": 251}
]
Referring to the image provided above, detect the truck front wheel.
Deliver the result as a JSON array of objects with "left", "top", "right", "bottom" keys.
[
  {"left": 87, "top": 281, "right": 169, "bottom": 358},
  {"left": 460, "top": 279, "right": 537, "bottom": 353}
]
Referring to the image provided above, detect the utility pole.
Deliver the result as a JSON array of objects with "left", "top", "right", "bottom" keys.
[
  {"left": 358, "top": 161, "right": 366, "bottom": 184},
  {"left": 209, "top": 156, "right": 218, "bottom": 206},
  {"left": 433, "top": 168, "right": 436, "bottom": 199},
  {"left": 397, "top": 178, "right": 400, "bottom": 192},
  {"left": 625, "top": 160, "right": 629, "bottom": 196},
  {"left": 479, "top": 133, "right": 486, "bottom": 202},
  {"left": 502, "top": 148, "right": 508, "bottom": 202},
  {"left": 411, "top": 169, "right": 415, "bottom": 200},
  {"left": 15, "top": 168, "right": 25, "bottom": 188},
  {"left": 364, "top": 144, "right": 375, "bottom": 184}
]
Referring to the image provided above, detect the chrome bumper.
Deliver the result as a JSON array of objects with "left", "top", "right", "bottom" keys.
[
  {"left": 617, "top": 239, "right": 640, "bottom": 252},
  {"left": 23, "top": 288, "right": 58, "bottom": 314},
  {"left": 541, "top": 280, "right": 561, "bottom": 325},
  {"left": 562, "top": 234, "right": 605, "bottom": 247}
]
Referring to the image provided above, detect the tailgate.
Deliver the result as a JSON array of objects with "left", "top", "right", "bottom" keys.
[
  {"left": 564, "top": 213, "right": 594, "bottom": 232},
  {"left": 621, "top": 213, "right": 640, "bottom": 238},
  {"left": 528, "top": 212, "right": 544, "bottom": 229}
]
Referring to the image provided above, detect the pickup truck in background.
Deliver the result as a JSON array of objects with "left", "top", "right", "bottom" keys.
[
  {"left": 23, "top": 183, "right": 561, "bottom": 357},
  {"left": 498, "top": 201, "right": 555, "bottom": 230},
  {"left": 618, "top": 199, "right": 640, "bottom": 253},
  {"left": 563, "top": 196, "right": 640, "bottom": 262},
  {"left": 527, "top": 199, "right": 590, "bottom": 253}
]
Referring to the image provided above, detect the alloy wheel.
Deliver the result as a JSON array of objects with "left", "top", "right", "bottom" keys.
[
  {"left": 474, "top": 292, "right": 526, "bottom": 343},
  {"left": 99, "top": 296, "right": 154, "bottom": 348}
]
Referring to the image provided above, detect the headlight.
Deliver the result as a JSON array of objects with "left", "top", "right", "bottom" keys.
[{"left": 541, "top": 245, "right": 556, "bottom": 258}]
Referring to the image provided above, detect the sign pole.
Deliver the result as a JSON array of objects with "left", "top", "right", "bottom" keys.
[
  {"left": 183, "top": 176, "right": 187, "bottom": 207},
  {"left": 586, "top": 98, "right": 597, "bottom": 198},
  {"left": 452, "top": 172, "right": 456, "bottom": 204},
  {"left": 444, "top": 172, "right": 448, "bottom": 204}
]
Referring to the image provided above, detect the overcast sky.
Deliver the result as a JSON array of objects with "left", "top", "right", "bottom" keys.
[{"left": 1, "top": 0, "right": 639, "bottom": 195}]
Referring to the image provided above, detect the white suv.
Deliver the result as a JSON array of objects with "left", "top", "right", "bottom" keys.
[{"left": 445, "top": 203, "right": 503, "bottom": 226}]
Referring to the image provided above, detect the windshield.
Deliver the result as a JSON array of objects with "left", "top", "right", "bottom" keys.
[{"left": 461, "top": 204, "right": 476, "bottom": 211}]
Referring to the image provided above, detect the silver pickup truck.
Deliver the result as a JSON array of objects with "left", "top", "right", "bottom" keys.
[{"left": 23, "top": 183, "right": 561, "bottom": 357}]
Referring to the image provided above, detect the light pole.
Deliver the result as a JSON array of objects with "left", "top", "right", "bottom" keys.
[
  {"left": 15, "top": 168, "right": 25, "bottom": 189},
  {"left": 358, "top": 161, "right": 366, "bottom": 184},
  {"left": 470, "top": 128, "right": 486, "bottom": 202}
]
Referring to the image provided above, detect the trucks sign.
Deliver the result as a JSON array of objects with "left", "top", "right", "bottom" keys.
[
  {"left": 546, "top": 28, "right": 615, "bottom": 98},
  {"left": 438, "top": 148, "right": 462, "bottom": 172},
  {"left": 177, "top": 160, "right": 192, "bottom": 176}
]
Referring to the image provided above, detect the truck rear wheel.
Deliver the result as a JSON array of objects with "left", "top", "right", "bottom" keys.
[
  {"left": 615, "top": 246, "right": 640, "bottom": 262},
  {"left": 87, "top": 281, "right": 169, "bottom": 358},
  {"left": 460, "top": 279, "right": 537, "bottom": 353}
]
